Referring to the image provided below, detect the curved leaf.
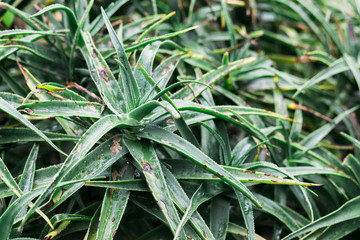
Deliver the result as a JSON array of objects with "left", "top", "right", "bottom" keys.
[
  {"left": 283, "top": 196, "right": 360, "bottom": 239},
  {"left": 123, "top": 138, "right": 186, "bottom": 239},
  {"left": 137, "top": 125, "right": 262, "bottom": 208},
  {"left": 21, "top": 115, "right": 137, "bottom": 229},
  {"left": 0, "top": 189, "right": 43, "bottom": 240},
  {"left": 30, "top": 4, "right": 78, "bottom": 41},
  {"left": 0, "top": 97, "right": 66, "bottom": 156},
  {"left": 81, "top": 31, "right": 125, "bottom": 116}
]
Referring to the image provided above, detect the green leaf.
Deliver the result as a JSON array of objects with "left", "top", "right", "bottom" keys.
[
  {"left": 30, "top": 4, "right": 79, "bottom": 42},
  {"left": 136, "top": 11, "right": 176, "bottom": 42},
  {"left": 81, "top": 31, "right": 125, "bottom": 116},
  {"left": 16, "top": 144, "right": 38, "bottom": 194},
  {"left": 9, "top": 238, "right": 40, "bottom": 240},
  {"left": 129, "top": 100, "right": 181, "bottom": 121},
  {"left": 231, "top": 137, "right": 262, "bottom": 166},
  {"left": 171, "top": 100, "right": 275, "bottom": 143},
  {"left": 50, "top": 136, "right": 131, "bottom": 212},
  {"left": 151, "top": 80, "right": 211, "bottom": 102},
  {"left": 300, "top": 106, "right": 359, "bottom": 149},
  {"left": 96, "top": 160, "right": 133, "bottom": 240},
  {"left": 0, "top": 128, "right": 79, "bottom": 144},
  {"left": 123, "top": 138, "right": 186, "bottom": 239},
  {"left": 0, "top": 66, "right": 27, "bottom": 96},
  {"left": 0, "top": 29, "right": 65, "bottom": 37},
  {"left": 83, "top": 206, "right": 100, "bottom": 240},
  {"left": 172, "top": 57, "right": 256, "bottom": 101},
  {"left": 133, "top": 42, "right": 162, "bottom": 99},
  {"left": 298, "top": 0, "right": 344, "bottom": 53},
  {"left": 227, "top": 222, "right": 266, "bottom": 240},
  {"left": 10, "top": 144, "right": 38, "bottom": 226},
  {"left": 235, "top": 191, "right": 255, "bottom": 240},
  {"left": 210, "top": 197, "right": 229, "bottom": 240},
  {"left": 152, "top": 53, "right": 185, "bottom": 91},
  {"left": 282, "top": 167, "right": 350, "bottom": 179},
  {"left": 0, "top": 92, "right": 23, "bottom": 108},
  {"left": 200, "top": 121, "right": 229, "bottom": 165},
  {"left": 161, "top": 165, "right": 215, "bottom": 240},
  {"left": 101, "top": 8, "right": 140, "bottom": 111},
  {"left": 173, "top": 100, "right": 291, "bottom": 121},
  {"left": 135, "top": 65, "right": 199, "bottom": 147},
  {"left": 283, "top": 196, "right": 360, "bottom": 239},
  {"left": 275, "top": 0, "right": 324, "bottom": 46},
  {"left": 88, "top": 0, "right": 129, "bottom": 36},
  {"left": 220, "top": 0, "right": 236, "bottom": 49},
  {"left": 0, "top": 43, "right": 59, "bottom": 63},
  {"left": 214, "top": 86, "right": 265, "bottom": 128},
  {"left": 0, "top": 165, "right": 61, "bottom": 199},
  {"left": 17, "top": 101, "right": 103, "bottom": 118},
  {"left": 343, "top": 154, "right": 360, "bottom": 184},
  {"left": 166, "top": 159, "right": 319, "bottom": 186},
  {"left": 0, "top": 97, "right": 67, "bottom": 156},
  {"left": 293, "top": 58, "right": 348, "bottom": 97},
  {"left": 123, "top": 25, "right": 199, "bottom": 53},
  {"left": 22, "top": 115, "right": 137, "bottom": 229},
  {"left": 0, "top": 188, "right": 43, "bottom": 240},
  {"left": 137, "top": 126, "right": 262, "bottom": 208},
  {"left": 254, "top": 194, "right": 309, "bottom": 231},
  {"left": 304, "top": 218, "right": 360, "bottom": 240},
  {"left": 0, "top": 157, "right": 23, "bottom": 197},
  {"left": 0, "top": 3, "right": 43, "bottom": 30},
  {"left": 341, "top": 132, "right": 360, "bottom": 152},
  {"left": 61, "top": 135, "right": 129, "bottom": 184},
  {"left": 84, "top": 179, "right": 148, "bottom": 191}
]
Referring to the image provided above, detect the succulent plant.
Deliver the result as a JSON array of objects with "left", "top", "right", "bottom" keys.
[{"left": 0, "top": 0, "right": 359, "bottom": 239}]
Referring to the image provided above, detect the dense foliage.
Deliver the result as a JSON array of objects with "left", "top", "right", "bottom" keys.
[{"left": 0, "top": 0, "right": 359, "bottom": 239}]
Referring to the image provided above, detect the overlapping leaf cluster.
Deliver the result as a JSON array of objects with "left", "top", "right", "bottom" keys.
[{"left": 0, "top": 0, "right": 359, "bottom": 239}]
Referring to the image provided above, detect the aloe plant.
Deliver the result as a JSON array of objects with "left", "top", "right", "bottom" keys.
[{"left": 0, "top": 0, "right": 359, "bottom": 239}]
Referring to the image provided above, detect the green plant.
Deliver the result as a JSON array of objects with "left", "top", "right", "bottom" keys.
[
  {"left": 215, "top": 0, "right": 360, "bottom": 239},
  {"left": 0, "top": 0, "right": 359, "bottom": 240}
]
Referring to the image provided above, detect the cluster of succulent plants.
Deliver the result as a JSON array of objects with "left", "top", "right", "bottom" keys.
[{"left": 0, "top": 0, "right": 359, "bottom": 239}]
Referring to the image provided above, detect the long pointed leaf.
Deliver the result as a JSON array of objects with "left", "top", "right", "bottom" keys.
[
  {"left": 134, "top": 42, "right": 162, "bottom": 99},
  {"left": 0, "top": 188, "right": 43, "bottom": 240},
  {"left": 17, "top": 100, "right": 103, "bottom": 118},
  {"left": 172, "top": 57, "right": 256, "bottom": 101},
  {"left": 81, "top": 31, "right": 125, "bottom": 116},
  {"left": 0, "top": 128, "right": 78, "bottom": 144},
  {"left": 300, "top": 106, "right": 359, "bottom": 149},
  {"left": 101, "top": 8, "right": 140, "bottom": 111},
  {"left": 210, "top": 197, "right": 229, "bottom": 240},
  {"left": 30, "top": 4, "right": 80, "bottom": 44},
  {"left": 123, "top": 138, "right": 186, "bottom": 239},
  {"left": 283, "top": 196, "right": 360, "bottom": 239},
  {"left": 96, "top": 160, "right": 133, "bottom": 240},
  {"left": 0, "top": 97, "right": 66, "bottom": 156},
  {"left": 161, "top": 166, "right": 215, "bottom": 240},
  {"left": 88, "top": 0, "right": 129, "bottom": 36},
  {"left": 21, "top": 115, "right": 137, "bottom": 229},
  {"left": 235, "top": 191, "right": 255, "bottom": 240},
  {"left": 137, "top": 126, "right": 262, "bottom": 208},
  {"left": 293, "top": 58, "right": 348, "bottom": 97}
]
